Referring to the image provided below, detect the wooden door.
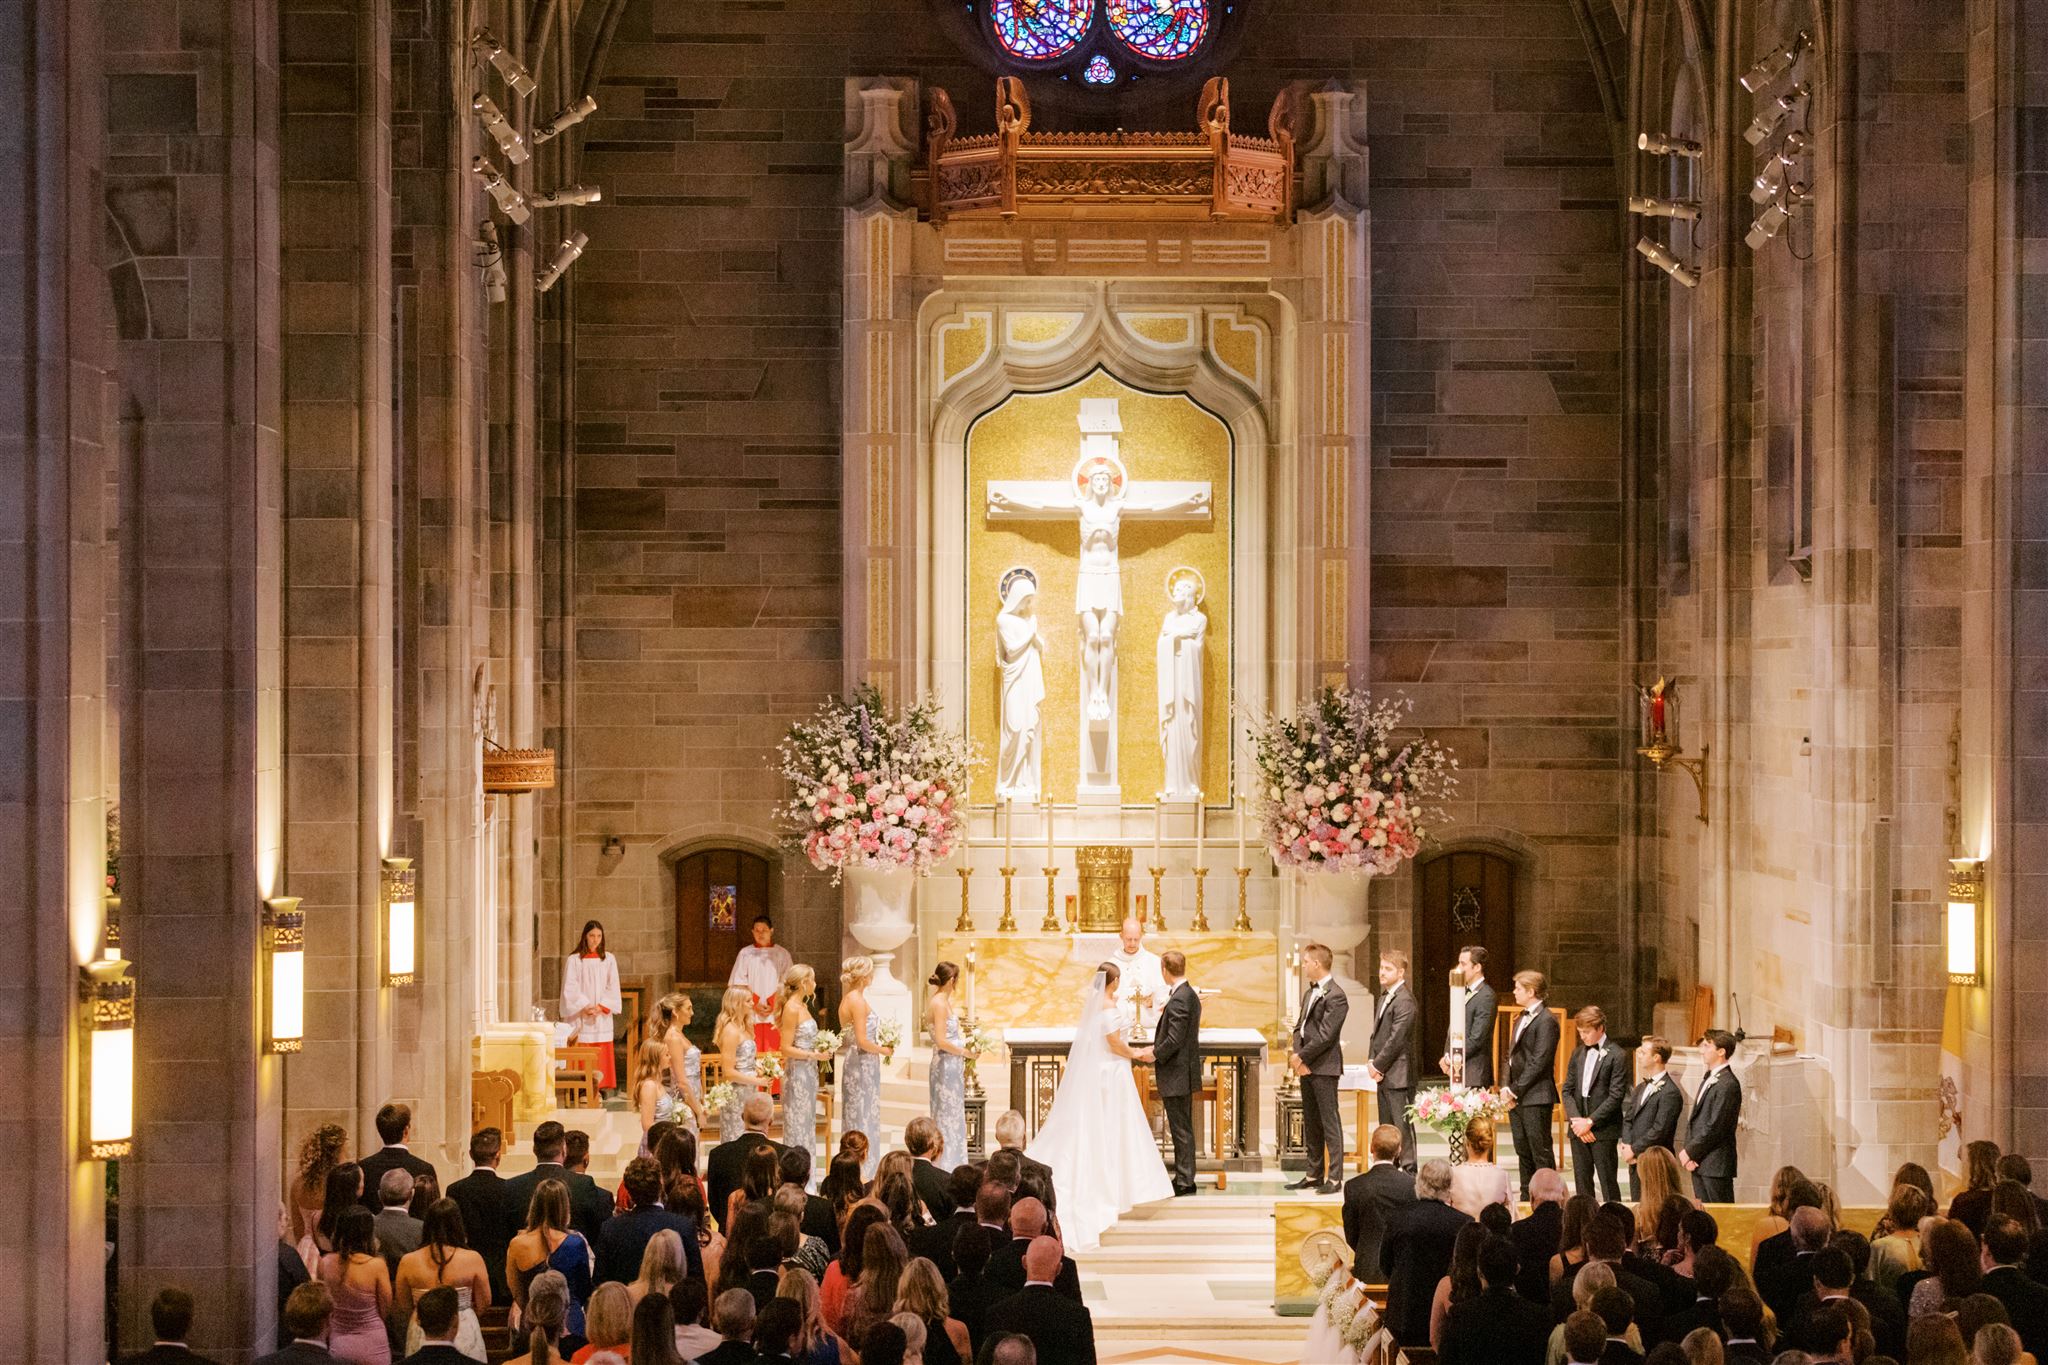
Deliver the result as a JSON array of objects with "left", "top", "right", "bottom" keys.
[
  {"left": 674, "top": 849, "right": 772, "bottom": 984},
  {"left": 1415, "top": 849, "right": 1518, "bottom": 1080}
]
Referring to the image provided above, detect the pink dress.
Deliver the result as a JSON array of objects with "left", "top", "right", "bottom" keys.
[{"left": 324, "top": 1268, "right": 392, "bottom": 1365}]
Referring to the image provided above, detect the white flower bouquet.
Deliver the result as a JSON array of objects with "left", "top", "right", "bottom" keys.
[
  {"left": 1243, "top": 687, "right": 1457, "bottom": 875},
  {"left": 963, "top": 1024, "right": 999, "bottom": 1057},
  {"left": 754, "top": 1054, "right": 784, "bottom": 1081},
  {"left": 810, "top": 1029, "right": 843, "bottom": 1056},
  {"left": 704, "top": 1081, "right": 739, "bottom": 1114},
  {"left": 873, "top": 1018, "right": 902, "bottom": 1050},
  {"left": 777, "top": 684, "right": 976, "bottom": 881}
]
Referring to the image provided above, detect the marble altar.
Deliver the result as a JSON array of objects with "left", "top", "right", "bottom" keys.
[{"left": 938, "top": 931, "right": 1279, "bottom": 1039}]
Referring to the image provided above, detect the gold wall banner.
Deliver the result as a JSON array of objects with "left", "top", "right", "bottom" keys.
[{"left": 965, "top": 370, "right": 1232, "bottom": 804}]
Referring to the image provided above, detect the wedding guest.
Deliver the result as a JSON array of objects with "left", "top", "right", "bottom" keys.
[
  {"left": 1619, "top": 1039, "right": 1682, "bottom": 1201},
  {"left": 749, "top": 1216, "right": 797, "bottom": 1304},
  {"left": 910, "top": 1164, "right": 981, "bottom": 1277},
  {"left": 781, "top": 966, "right": 828, "bottom": 1156},
  {"left": 986, "top": 1198, "right": 1080, "bottom": 1301},
  {"left": 1717, "top": 1287, "right": 1772, "bottom": 1363},
  {"left": 888, "top": 1314, "right": 928, "bottom": 1365},
  {"left": 596, "top": 1158, "right": 701, "bottom": 1288},
  {"left": 318, "top": 1208, "right": 394, "bottom": 1365},
  {"left": 843, "top": 1222, "right": 910, "bottom": 1346},
  {"left": 699, "top": 1288, "right": 762, "bottom": 1365},
  {"left": 1996, "top": 1154, "right": 2048, "bottom": 1230},
  {"left": 396, "top": 1285, "right": 470, "bottom": 1365},
  {"left": 1564, "top": 1007, "right": 1629, "bottom": 1203},
  {"left": 840, "top": 957, "right": 892, "bottom": 1179},
  {"left": 1286, "top": 943, "right": 1350, "bottom": 1194},
  {"left": 1440, "top": 945, "right": 1498, "bottom": 1088},
  {"left": 983, "top": 1337, "right": 1038, "bottom": 1365},
  {"left": 448, "top": 1129, "right": 512, "bottom": 1302},
  {"left": 1511, "top": 1168, "right": 1569, "bottom": 1302},
  {"left": 1366, "top": 950, "right": 1419, "bottom": 1170},
  {"left": 1675, "top": 1330, "right": 1720, "bottom": 1365},
  {"left": 709, "top": 1096, "right": 789, "bottom": 1234},
  {"left": 717, "top": 986, "right": 773, "bottom": 1142},
  {"left": 1544, "top": 1263, "right": 1630, "bottom": 1365},
  {"left": 293, "top": 1124, "right": 351, "bottom": 1243},
  {"left": 1553, "top": 1195, "right": 1600, "bottom": 1288},
  {"left": 1588, "top": 1285, "right": 1639, "bottom": 1363},
  {"left": 1678, "top": 1032, "right": 1742, "bottom": 1203},
  {"left": 277, "top": 1205, "right": 313, "bottom": 1348},
  {"left": 376, "top": 1169, "right": 426, "bottom": 1273},
  {"left": 1868, "top": 1185, "right": 1930, "bottom": 1292},
  {"left": 570, "top": 1282, "right": 630, "bottom": 1364},
  {"left": 628, "top": 1229, "right": 690, "bottom": 1311},
  {"left": 255, "top": 1282, "right": 338, "bottom": 1365},
  {"left": 1748, "top": 1166, "right": 1806, "bottom": 1262},
  {"left": 819, "top": 1154, "right": 866, "bottom": 1235},
  {"left": 1994, "top": 1180, "right": 2043, "bottom": 1236},
  {"left": 1428, "top": 1222, "right": 1489, "bottom": 1350},
  {"left": 774, "top": 1189, "right": 832, "bottom": 1281},
  {"left": 1979, "top": 1216, "right": 2048, "bottom": 1358},
  {"left": 714, "top": 1205, "right": 771, "bottom": 1304},
  {"left": 859, "top": 1321, "right": 909, "bottom": 1365},
  {"left": 1825, "top": 1230, "right": 1905, "bottom": 1359},
  {"left": 896, "top": 1256, "right": 972, "bottom": 1365},
  {"left": 1549, "top": 1213, "right": 1667, "bottom": 1347},
  {"left": 1631, "top": 1149, "right": 1691, "bottom": 1250},
  {"left": 1343, "top": 1124, "right": 1416, "bottom": 1281},
  {"left": 671, "top": 1278, "right": 722, "bottom": 1360},
  {"left": 563, "top": 921, "right": 622, "bottom": 1092},
  {"left": 1504, "top": 971, "right": 1561, "bottom": 1200},
  {"left": 508, "top": 1181, "right": 594, "bottom": 1341},
  {"left": 1975, "top": 1322, "right": 2028, "bottom": 1365},
  {"left": 359, "top": 1103, "right": 439, "bottom": 1213},
  {"left": 774, "top": 1265, "right": 847, "bottom": 1365},
  {"left": 730, "top": 916, "right": 793, "bottom": 1058},
  {"left": 927, "top": 964, "right": 970, "bottom": 1173},
  {"left": 393, "top": 1199, "right": 490, "bottom": 1360},
  {"left": 1384, "top": 1159, "right": 1472, "bottom": 1346},
  {"left": 304, "top": 1162, "right": 366, "bottom": 1267},
  {"left": 1912, "top": 1219, "right": 1986, "bottom": 1317},
  {"left": 781, "top": 1147, "right": 839, "bottom": 1251},
  {"left": 753, "top": 1298, "right": 806, "bottom": 1365},
  {"left": 120, "top": 1286, "right": 222, "bottom": 1365},
  {"left": 654, "top": 1131, "right": 717, "bottom": 1281},
  {"left": 1955, "top": 1142, "right": 2007, "bottom": 1236},
  {"left": 628, "top": 1293, "right": 686, "bottom": 1365},
  {"left": 907, "top": 1118, "right": 957, "bottom": 1222},
  {"left": 1439, "top": 1236, "right": 1550, "bottom": 1365},
  {"left": 501, "top": 1270, "right": 568, "bottom": 1365},
  {"left": 1561, "top": 1311, "right": 1606, "bottom": 1365},
  {"left": 503, "top": 1123, "right": 611, "bottom": 1245},
  {"left": 982, "top": 1237, "right": 1097, "bottom": 1365},
  {"left": 822, "top": 1203, "right": 888, "bottom": 1335},
  {"left": 946, "top": 1222, "right": 999, "bottom": 1352},
  {"left": 1450, "top": 1115, "right": 1514, "bottom": 1219},
  {"left": 1663, "top": 1245, "right": 1737, "bottom": 1341},
  {"left": 991, "top": 1111, "right": 1055, "bottom": 1212}
]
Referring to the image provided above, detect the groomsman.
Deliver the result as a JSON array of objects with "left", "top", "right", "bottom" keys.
[
  {"left": 1439, "top": 946, "right": 1498, "bottom": 1088},
  {"left": 1562, "top": 1005, "right": 1628, "bottom": 1201},
  {"left": 1618, "top": 1036, "right": 1682, "bottom": 1199},
  {"left": 1367, "top": 952, "right": 1419, "bottom": 1169},
  {"left": 1501, "top": 970, "right": 1559, "bottom": 1199},
  {"left": 1287, "top": 943, "right": 1350, "bottom": 1194},
  {"left": 1680, "top": 1029, "right": 1743, "bottom": 1202},
  {"left": 1151, "top": 951, "right": 1203, "bottom": 1197}
]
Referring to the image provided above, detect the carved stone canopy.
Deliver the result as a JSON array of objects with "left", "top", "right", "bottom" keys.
[{"left": 921, "top": 76, "right": 1297, "bottom": 224}]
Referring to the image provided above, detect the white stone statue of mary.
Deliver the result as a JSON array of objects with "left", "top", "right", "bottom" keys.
[
  {"left": 1156, "top": 566, "right": 1207, "bottom": 800},
  {"left": 995, "top": 566, "right": 1045, "bottom": 800}
]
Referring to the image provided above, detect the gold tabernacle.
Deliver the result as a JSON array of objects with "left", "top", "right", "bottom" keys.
[{"left": 1074, "top": 844, "right": 1133, "bottom": 932}]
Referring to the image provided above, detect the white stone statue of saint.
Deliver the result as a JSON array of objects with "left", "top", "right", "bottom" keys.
[
  {"left": 1156, "top": 566, "right": 1207, "bottom": 801},
  {"left": 986, "top": 398, "right": 1210, "bottom": 797},
  {"left": 994, "top": 566, "right": 1045, "bottom": 800}
]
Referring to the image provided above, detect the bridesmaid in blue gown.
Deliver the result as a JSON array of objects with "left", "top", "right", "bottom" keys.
[
  {"left": 926, "top": 961, "right": 970, "bottom": 1168},
  {"left": 715, "top": 984, "right": 769, "bottom": 1143},
  {"left": 779, "top": 963, "right": 828, "bottom": 1158},
  {"left": 839, "top": 955, "right": 893, "bottom": 1180}
]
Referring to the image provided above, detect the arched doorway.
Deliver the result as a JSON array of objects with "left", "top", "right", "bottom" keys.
[
  {"left": 673, "top": 848, "right": 773, "bottom": 984},
  {"left": 1415, "top": 847, "right": 1520, "bottom": 1079}
]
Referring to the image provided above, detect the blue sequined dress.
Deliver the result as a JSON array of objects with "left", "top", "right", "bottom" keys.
[
  {"left": 842, "top": 1012, "right": 881, "bottom": 1179},
  {"left": 720, "top": 1037, "right": 757, "bottom": 1142},
  {"left": 783, "top": 1016, "right": 820, "bottom": 1156},
  {"left": 930, "top": 1008, "right": 968, "bottom": 1167}
]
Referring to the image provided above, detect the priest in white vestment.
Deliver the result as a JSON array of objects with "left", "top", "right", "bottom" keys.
[
  {"left": 728, "top": 916, "right": 794, "bottom": 1063},
  {"left": 1108, "top": 916, "right": 1169, "bottom": 1033},
  {"left": 562, "top": 918, "right": 623, "bottom": 1089}
]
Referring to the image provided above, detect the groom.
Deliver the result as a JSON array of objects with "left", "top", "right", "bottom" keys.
[
  {"left": 1288, "top": 942, "right": 1349, "bottom": 1195},
  {"left": 1152, "top": 951, "right": 1202, "bottom": 1197}
]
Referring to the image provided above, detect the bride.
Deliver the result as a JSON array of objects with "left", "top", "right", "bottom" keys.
[{"left": 1026, "top": 961, "right": 1175, "bottom": 1251}]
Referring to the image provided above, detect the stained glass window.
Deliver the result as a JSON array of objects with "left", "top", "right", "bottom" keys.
[
  {"left": 1106, "top": 0, "right": 1209, "bottom": 60},
  {"left": 991, "top": 0, "right": 1092, "bottom": 60},
  {"left": 1084, "top": 55, "right": 1117, "bottom": 84},
  {"left": 709, "top": 884, "right": 737, "bottom": 931}
]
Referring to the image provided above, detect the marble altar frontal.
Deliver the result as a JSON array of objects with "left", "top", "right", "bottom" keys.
[{"left": 940, "top": 931, "right": 1279, "bottom": 1039}]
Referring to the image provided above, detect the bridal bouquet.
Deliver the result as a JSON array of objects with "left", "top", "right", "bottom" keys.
[
  {"left": 754, "top": 1054, "right": 784, "bottom": 1081},
  {"left": 777, "top": 685, "right": 976, "bottom": 881},
  {"left": 1407, "top": 1086, "right": 1509, "bottom": 1159},
  {"left": 873, "top": 1018, "right": 902, "bottom": 1051},
  {"left": 704, "top": 1081, "right": 739, "bottom": 1114},
  {"left": 1243, "top": 688, "right": 1457, "bottom": 875}
]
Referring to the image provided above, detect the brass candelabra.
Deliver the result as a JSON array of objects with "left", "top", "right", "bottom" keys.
[
  {"left": 1149, "top": 865, "right": 1165, "bottom": 931},
  {"left": 997, "top": 867, "right": 1017, "bottom": 932},
  {"left": 1041, "top": 866, "right": 1061, "bottom": 933},
  {"left": 1233, "top": 866, "right": 1251, "bottom": 932},
  {"left": 1190, "top": 867, "right": 1210, "bottom": 932},
  {"left": 954, "top": 866, "right": 974, "bottom": 932}
]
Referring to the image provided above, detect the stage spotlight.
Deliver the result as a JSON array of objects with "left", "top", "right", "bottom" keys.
[
  {"left": 470, "top": 27, "right": 537, "bottom": 97},
  {"left": 476, "top": 221, "right": 508, "bottom": 304},
  {"left": 1637, "top": 131, "right": 1703, "bottom": 159},
  {"left": 1745, "top": 82, "right": 1810, "bottom": 147},
  {"left": 536, "top": 229, "right": 588, "bottom": 292},
  {"left": 527, "top": 184, "right": 602, "bottom": 209},
  {"left": 1636, "top": 236, "right": 1699, "bottom": 289},
  {"left": 473, "top": 93, "right": 528, "bottom": 165},
  {"left": 1752, "top": 157, "right": 1786, "bottom": 204},
  {"left": 533, "top": 95, "right": 598, "bottom": 145},
  {"left": 1746, "top": 199, "right": 1795, "bottom": 250},
  {"left": 471, "top": 156, "right": 529, "bottom": 224},
  {"left": 1629, "top": 195, "right": 1701, "bottom": 221},
  {"left": 1740, "top": 31, "right": 1810, "bottom": 93}
]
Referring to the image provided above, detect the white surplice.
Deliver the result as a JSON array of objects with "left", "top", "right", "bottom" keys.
[
  {"left": 729, "top": 943, "right": 792, "bottom": 1016},
  {"left": 560, "top": 951, "right": 621, "bottom": 1045}
]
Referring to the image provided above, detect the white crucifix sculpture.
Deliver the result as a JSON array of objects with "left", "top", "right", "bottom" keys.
[{"left": 986, "top": 397, "right": 1211, "bottom": 799}]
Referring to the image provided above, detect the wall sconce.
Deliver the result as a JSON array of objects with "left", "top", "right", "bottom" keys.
[
  {"left": 81, "top": 915, "right": 135, "bottom": 1160},
  {"left": 1947, "top": 857, "right": 1985, "bottom": 986},
  {"left": 382, "top": 857, "right": 417, "bottom": 987},
  {"left": 264, "top": 895, "right": 305, "bottom": 1054},
  {"left": 1635, "top": 676, "right": 1709, "bottom": 824},
  {"left": 598, "top": 836, "right": 624, "bottom": 876}
]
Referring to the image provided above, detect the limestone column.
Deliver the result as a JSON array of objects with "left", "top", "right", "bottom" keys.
[
  {"left": 108, "top": 0, "right": 287, "bottom": 1354},
  {"left": 0, "top": 0, "right": 112, "bottom": 1357}
]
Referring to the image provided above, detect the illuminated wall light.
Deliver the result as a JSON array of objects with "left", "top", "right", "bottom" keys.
[
  {"left": 265, "top": 895, "right": 306, "bottom": 1054},
  {"left": 383, "top": 857, "right": 417, "bottom": 988},
  {"left": 1947, "top": 857, "right": 1985, "bottom": 986},
  {"left": 81, "top": 931, "right": 135, "bottom": 1160}
]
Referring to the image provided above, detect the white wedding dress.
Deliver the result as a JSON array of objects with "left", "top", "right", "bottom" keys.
[{"left": 1026, "top": 971, "right": 1175, "bottom": 1251}]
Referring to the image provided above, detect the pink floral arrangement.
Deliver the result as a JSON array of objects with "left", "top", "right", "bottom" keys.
[
  {"left": 1407, "top": 1086, "right": 1510, "bottom": 1141},
  {"left": 1243, "top": 688, "right": 1457, "bottom": 875},
  {"left": 777, "top": 685, "right": 976, "bottom": 881}
]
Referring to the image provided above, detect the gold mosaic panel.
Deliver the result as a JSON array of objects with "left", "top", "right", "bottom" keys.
[
  {"left": 939, "top": 312, "right": 992, "bottom": 385},
  {"left": 1124, "top": 312, "right": 1196, "bottom": 347},
  {"left": 1208, "top": 313, "right": 1263, "bottom": 390},
  {"left": 1007, "top": 312, "right": 1081, "bottom": 347},
  {"left": 964, "top": 371, "right": 1232, "bottom": 804}
]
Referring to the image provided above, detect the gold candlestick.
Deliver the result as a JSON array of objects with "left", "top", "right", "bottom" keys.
[
  {"left": 954, "top": 866, "right": 974, "bottom": 932},
  {"left": 1149, "top": 866, "right": 1166, "bottom": 931},
  {"left": 998, "top": 867, "right": 1017, "bottom": 932},
  {"left": 1190, "top": 867, "right": 1210, "bottom": 932},
  {"left": 1041, "top": 866, "right": 1060, "bottom": 933},
  {"left": 1233, "top": 866, "right": 1252, "bottom": 933}
]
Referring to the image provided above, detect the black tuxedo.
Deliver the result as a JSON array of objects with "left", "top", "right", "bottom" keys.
[
  {"left": 1722, "top": 1343, "right": 1770, "bottom": 1364},
  {"left": 253, "top": 1347, "right": 334, "bottom": 1365},
  {"left": 1457, "top": 979, "right": 1499, "bottom": 1087},
  {"left": 276, "top": 1238, "right": 312, "bottom": 1348},
  {"left": 1438, "top": 1284, "right": 1550, "bottom": 1365},
  {"left": 910, "top": 1209, "right": 975, "bottom": 1280},
  {"left": 445, "top": 1168, "right": 512, "bottom": 1300},
  {"left": 1758, "top": 1249, "right": 1818, "bottom": 1328},
  {"left": 705, "top": 1133, "right": 789, "bottom": 1233},
  {"left": 913, "top": 1157, "right": 957, "bottom": 1220},
  {"left": 1369, "top": 980, "right": 1419, "bottom": 1168},
  {"left": 1563, "top": 1037, "right": 1629, "bottom": 1201},
  {"left": 1505, "top": 1005, "right": 1559, "bottom": 1196},
  {"left": 694, "top": 1342, "right": 760, "bottom": 1365},
  {"left": 1663, "top": 1293, "right": 1723, "bottom": 1344},
  {"left": 798, "top": 1189, "right": 839, "bottom": 1252},
  {"left": 500, "top": 1162, "right": 612, "bottom": 1243},
  {"left": 949, "top": 1267, "right": 1003, "bottom": 1348},
  {"left": 1598, "top": 1342, "right": 1645, "bottom": 1365},
  {"left": 1682, "top": 1066, "right": 1741, "bottom": 1201},
  {"left": 594, "top": 1203, "right": 701, "bottom": 1286},
  {"left": 1551, "top": 1261, "right": 1667, "bottom": 1345},
  {"left": 120, "top": 1348, "right": 223, "bottom": 1365},
  {"left": 1508, "top": 1200, "right": 1564, "bottom": 1304},
  {"left": 986, "top": 1235, "right": 1082, "bottom": 1301},
  {"left": 984, "top": 1284, "right": 1097, "bottom": 1365},
  {"left": 996, "top": 1145, "right": 1058, "bottom": 1213},
  {"left": 1619, "top": 1074, "right": 1682, "bottom": 1199},
  {"left": 1383, "top": 1198, "right": 1470, "bottom": 1345},
  {"left": 1290, "top": 977, "right": 1350, "bottom": 1182},
  {"left": 397, "top": 1348, "right": 474, "bottom": 1365},
  {"left": 1341, "top": 1162, "right": 1416, "bottom": 1282},
  {"left": 1153, "top": 978, "right": 1203, "bottom": 1193},
  {"left": 357, "top": 1144, "right": 437, "bottom": 1212},
  {"left": 1983, "top": 1264, "right": 2048, "bottom": 1359}
]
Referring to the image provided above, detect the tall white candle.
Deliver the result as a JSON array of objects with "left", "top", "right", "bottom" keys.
[
  {"left": 1194, "top": 792, "right": 1205, "bottom": 867},
  {"left": 1044, "top": 796, "right": 1055, "bottom": 861},
  {"left": 1003, "top": 797, "right": 1013, "bottom": 864},
  {"left": 1153, "top": 795, "right": 1164, "bottom": 866},
  {"left": 1236, "top": 794, "right": 1247, "bottom": 868}
]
